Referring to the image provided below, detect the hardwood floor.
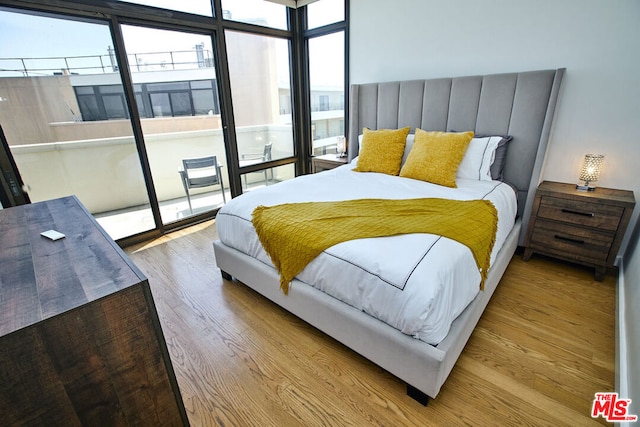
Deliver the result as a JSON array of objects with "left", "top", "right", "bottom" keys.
[{"left": 125, "top": 220, "right": 615, "bottom": 426}]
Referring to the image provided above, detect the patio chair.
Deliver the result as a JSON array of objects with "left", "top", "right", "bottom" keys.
[
  {"left": 239, "top": 142, "right": 273, "bottom": 189},
  {"left": 178, "top": 155, "right": 226, "bottom": 213}
]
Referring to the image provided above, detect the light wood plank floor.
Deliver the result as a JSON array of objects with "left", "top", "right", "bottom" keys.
[{"left": 125, "top": 220, "right": 615, "bottom": 426}]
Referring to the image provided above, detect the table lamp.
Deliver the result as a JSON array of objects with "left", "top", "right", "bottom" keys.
[{"left": 576, "top": 154, "right": 604, "bottom": 191}]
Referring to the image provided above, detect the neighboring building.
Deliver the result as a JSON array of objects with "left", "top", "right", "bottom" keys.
[{"left": 0, "top": 45, "right": 344, "bottom": 150}]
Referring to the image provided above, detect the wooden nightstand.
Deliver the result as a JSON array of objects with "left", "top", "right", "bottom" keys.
[
  {"left": 311, "top": 153, "right": 348, "bottom": 173},
  {"left": 523, "top": 181, "right": 635, "bottom": 280}
]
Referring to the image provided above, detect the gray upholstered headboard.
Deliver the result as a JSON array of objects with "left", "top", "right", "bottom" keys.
[{"left": 347, "top": 69, "right": 565, "bottom": 244}]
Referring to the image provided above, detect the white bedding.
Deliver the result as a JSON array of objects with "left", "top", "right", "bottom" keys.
[{"left": 216, "top": 161, "right": 517, "bottom": 344}]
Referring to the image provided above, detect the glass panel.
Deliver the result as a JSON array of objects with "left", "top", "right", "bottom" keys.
[
  {"left": 114, "top": 0, "right": 213, "bottom": 17},
  {"left": 103, "top": 94, "right": 127, "bottom": 119},
  {"left": 121, "top": 25, "right": 228, "bottom": 224},
  {"left": 192, "top": 89, "right": 215, "bottom": 114},
  {"left": 0, "top": 8, "right": 153, "bottom": 240},
  {"left": 240, "top": 163, "right": 294, "bottom": 192},
  {"left": 221, "top": 0, "right": 288, "bottom": 30},
  {"left": 170, "top": 92, "right": 192, "bottom": 116},
  {"left": 308, "top": 31, "right": 345, "bottom": 155},
  {"left": 226, "top": 30, "right": 294, "bottom": 171},
  {"left": 77, "top": 94, "right": 102, "bottom": 121},
  {"left": 150, "top": 93, "right": 171, "bottom": 116},
  {"left": 135, "top": 93, "right": 148, "bottom": 117},
  {"left": 307, "top": 0, "right": 344, "bottom": 29}
]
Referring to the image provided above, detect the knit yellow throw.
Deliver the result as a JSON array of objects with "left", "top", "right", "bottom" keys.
[{"left": 252, "top": 198, "right": 498, "bottom": 294}]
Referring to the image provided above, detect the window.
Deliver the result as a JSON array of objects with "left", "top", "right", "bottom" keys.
[
  {"left": 191, "top": 81, "right": 217, "bottom": 115},
  {"left": 114, "top": 0, "right": 213, "bottom": 17},
  {"left": 308, "top": 30, "right": 345, "bottom": 155},
  {"left": 319, "top": 95, "right": 329, "bottom": 111},
  {"left": 0, "top": 0, "right": 349, "bottom": 242},
  {"left": 221, "top": 0, "right": 288, "bottom": 30},
  {"left": 307, "top": 0, "right": 344, "bottom": 29},
  {"left": 73, "top": 79, "right": 219, "bottom": 120},
  {"left": 147, "top": 82, "right": 191, "bottom": 117},
  {"left": 75, "top": 85, "right": 128, "bottom": 121},
  {"left": 102, "top": 94, "right": 127, "bottom": 119},
  {"left": 226, "top": 30, "right": 295, "bottom": 190}
]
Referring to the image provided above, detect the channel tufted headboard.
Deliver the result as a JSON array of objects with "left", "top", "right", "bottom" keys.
[{"left": 347, "top": 69, "right": 565, "bottom": 244}]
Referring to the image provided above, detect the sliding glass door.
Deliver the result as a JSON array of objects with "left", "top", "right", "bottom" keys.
[
  {"left": 0, "top": 8, "right": 153, "bottom": 240},
  {"left": 120, "top": 25, "right": 228, "bottom": 224},
  {"left": 0, "top": 8, "right": 229, "bottom": 239}
]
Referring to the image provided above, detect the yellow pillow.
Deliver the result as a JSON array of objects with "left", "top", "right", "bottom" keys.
[
  {"left": 399, "top": 129, "right": 474, "bottom": 187},
  {"left": 353, "top": 127, "right": 411, "bottom": 175}
]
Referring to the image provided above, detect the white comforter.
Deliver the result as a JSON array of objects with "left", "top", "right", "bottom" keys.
[{"left": 216, "top": 162, "right": 517, "bottom": 344}]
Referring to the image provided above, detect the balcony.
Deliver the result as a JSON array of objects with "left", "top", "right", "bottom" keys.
[{"left": 10, "top": 121, "right": 294, "bottom": 241}]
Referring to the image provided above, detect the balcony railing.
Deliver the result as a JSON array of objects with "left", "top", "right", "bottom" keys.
[
  {"left": 0, "top": 46, "right": 214, "bottom": 77},
  {"left": 7, "top": 121, "right": 296, "bottom": 239}
]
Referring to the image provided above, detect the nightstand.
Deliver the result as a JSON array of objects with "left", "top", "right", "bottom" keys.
[
  {"left": 312, "top": 153, "right": 348, "bottom": 173},
  {"left": 523, "top": 181, "right": 635, "bottom": 280}
]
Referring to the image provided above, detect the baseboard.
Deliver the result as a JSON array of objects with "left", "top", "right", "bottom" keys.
[{"left": 616, "top": 260, "right": 633, "bottom": 427}]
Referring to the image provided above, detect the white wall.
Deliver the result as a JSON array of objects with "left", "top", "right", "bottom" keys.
[{"left": 350, "top": 0, "right": 639, "bottom": 256}]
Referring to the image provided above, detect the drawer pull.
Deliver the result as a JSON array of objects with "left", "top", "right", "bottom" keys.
[
  {"left": 554, "top": 234, "right": 585, "bottom": 245},
  {"left": 561, "top": 208, "right": 594, "bottom": 217}
]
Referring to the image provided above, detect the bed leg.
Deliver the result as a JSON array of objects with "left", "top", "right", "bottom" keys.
[
  {"left": 407, "top": 384, "right": 429, "bottom": 406},
  {"left": 220, "top": 270, "right": 233, "bottom": 281}
]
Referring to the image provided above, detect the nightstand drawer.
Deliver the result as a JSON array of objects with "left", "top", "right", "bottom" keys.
[
  {"left": 538, "top": 196, "right": 624, "bottom": 231},
  {"left": 530, "top": 219, "right": 614, "bottom": 263}
]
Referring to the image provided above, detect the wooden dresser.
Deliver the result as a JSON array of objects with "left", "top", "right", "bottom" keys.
[
  {"left": 0, "top": 196, "right": 188, "bottom": 426},
  {"left": 523, "top": 181, "right": 635, "bottom": 280}
]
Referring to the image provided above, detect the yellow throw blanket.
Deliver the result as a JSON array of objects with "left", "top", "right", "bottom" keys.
[{"left": 252, "top": 198, "right": 498, "bottom": 294}]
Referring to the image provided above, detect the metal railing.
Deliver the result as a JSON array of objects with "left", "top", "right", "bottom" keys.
[{"left": 0, "top": 46, "right": 214, "bottom": 77}]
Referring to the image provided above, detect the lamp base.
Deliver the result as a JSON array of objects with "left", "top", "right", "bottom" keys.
[{"left": 576, "top": 184, "right": 596, "bottom": 191}]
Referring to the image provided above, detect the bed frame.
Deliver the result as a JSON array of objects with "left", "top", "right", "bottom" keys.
[{"left": 213, "top": 68, "right": 565, "bottom": 403}]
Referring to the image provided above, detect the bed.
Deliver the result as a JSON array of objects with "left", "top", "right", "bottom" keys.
[{"left": 213, "top": 68, "right": 565, "bottom": 403}]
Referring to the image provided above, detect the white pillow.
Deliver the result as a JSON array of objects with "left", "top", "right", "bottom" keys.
[
  {"left": 402, "top": 134, "right": 415, "bottom": 166},
  {"left": 456, "top": 136, "right": 504, "bottom": 181}
]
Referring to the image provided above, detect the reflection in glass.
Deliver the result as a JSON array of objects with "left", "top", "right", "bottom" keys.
[
  {"left": 309, "top": 31, "right": 345, "bottom": 155},
  {"left": 226, "top": 31, "right": 294, "bottom": 172},
  {"left": 221, "top": 0, "right": 288, "bottom": 30},
  {"left": 121, "top": 25, "right": 228, "bottom": 224},
  {"left": 307, "top": 0, "right": 344, "bottom": 29},
  {"left": 0, "top": 9, "right": 153, "bottom": 240}
]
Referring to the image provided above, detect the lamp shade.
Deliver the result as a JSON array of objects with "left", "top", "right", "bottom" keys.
[
  {"left": 579, "top": 154, "right": 604, "bottom": 182},
  {"left": 336, "top": 136, "right": 347, "bottom": 157},
  {"left": 577, "top": 154, "right": 604, "bottom": 191}
]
